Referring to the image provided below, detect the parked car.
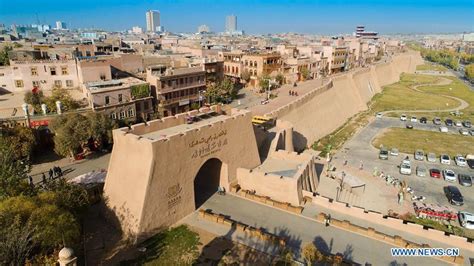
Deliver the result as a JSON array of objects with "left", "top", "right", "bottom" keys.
[
  {"left": 430, "top": 168, "right": 441, "bottom": 178},
  {"left": 390, "top": 148, "right": 399, "bottom": 156},
  {"left": 400, "top": 114, "right": 407, "bottom": 121},
  {"left": 379, "top": 148, "right": 389, "bottom": 160},
  {"left": 410, "top": 116, "right": 418, "bottom": 123},
  {"left": 260, "top": 99, "right": 269, "bottom": 105},
  {"left": 459, "top": 212, "right": 474, "bottom": 229},
  {"left": 445, "top": 119, "right": 453, "bottom": 126},
  {"left": 460, "top": 129, "right": 469, "bottom": 135},
  {"left": 444, "top": 186, "right": 464, "bottom": 206},
  {"left": 414, "top": 150, "right": 425, "bottom": 161},
  {"left": 455, "top": 155, "right": 467, "bottom": 167},
  {"left": 467, "top": 154, "right": 474, "bottom": 169},
  {"left": 400, "top": 162, "right": 412, "bottom": 175},
  {"left": 443, "top": 169, "right": 457, "bottom": 182},
  {"left": 376, "top": 112, "right": 383, "bottom": 118},
  {"left": 433, "top": 117, "right": 442, "bottom": 125},
  {"left": 440, "top": 154, "right": 451, "bottom": 165},
  {"left": 463, "top": 120, "right": 472, "bottom": 128},
  {"left": 420, "top": 117, "right": 427, "bottom": 124},
  {"left": 427, "top": 153, "right": 436, "bottom": 162},
  {"left": 416, "top": 165, "right": 427, "bottom": 177},
  {"left": 458, "top": 174, "right": 472, "bottom": 187},
  {"left": 470, "top": 129, "right": 474, "bottom": 136},
  {"left": 455, "top": 121, "right": 462, "bottom": 127},
  {"left": 439, "top": 126, "right": 448, "bottom": 133},
  {"left": 406, "top": 124, "right": 414, "bottom": 129}
]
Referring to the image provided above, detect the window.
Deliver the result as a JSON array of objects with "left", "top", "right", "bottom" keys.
[
  {"left": 32, "top": 81, "right": 40, "bottom": 87},
  {"left": 15, "top": 80, "right": 24, "bottom": 88},
  {"left": 100, "top": 74, "right": 106, "bottom": 80},
  {"left": 105, "top": 96, "right": 110, "bottom": 105},
  {"left": 50, "top": 67, "right": 56, "bottom": 76},
  {"left": 61, "top": 66, "right": 68, "bottom": 75},
  {"left": 54, "top": 80, "right": 62, "bottom": 87},
  {"left": 120, "top": 111, "right": 126, "bottom": 119},
  {"left": 0, "top": 73, "right": 4, "bottom": 76},
  {"left": 30, "top": 67, "right": 38, "bottom": 76},
  {"left": 66, "top": 80, "right": 73, "bottom": 87},
  {"left": 111, "top": 112, "right": 116, "bottom": 119},
  {"left": 118, "top": 94, "right": 123, "bottom": 103},
  {"left": 128, "top": 109, "right": 134, "bottom": 117}
]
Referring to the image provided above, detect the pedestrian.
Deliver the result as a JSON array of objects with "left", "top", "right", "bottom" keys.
[
  {"left": 58, "top": 166, "right": 62, "bottom": 176},
  {"left": 42, "top": 173, "right": 47, "bottom": 184},
  {"left": 288, "top": 90, "right": 291, "bottom": 96},
  {"left": 295, "top": 92, "right": 298, "bottom": 96},
  {"left": 359, "top": 161, "right": 363, "bottom": 170},
  {"left": 28, "top": 175, "right": 33, "bottom": 185},
  {"left": 48, "top": 169, "right": 53, "bottom": 180},
  {"left": 325, "top": 214, "right": 331, "bottom": 227}
]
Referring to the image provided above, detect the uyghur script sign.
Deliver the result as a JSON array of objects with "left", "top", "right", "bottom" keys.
[{"left": 190, "top": 129, "right": 228, "bottom": 159}]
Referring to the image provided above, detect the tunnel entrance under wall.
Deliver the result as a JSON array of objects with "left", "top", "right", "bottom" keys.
[{"left": 194, "top": 158, "right": 223, "bottom": 209}]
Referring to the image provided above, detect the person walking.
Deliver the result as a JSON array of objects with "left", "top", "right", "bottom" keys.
[
  {"left": 359, "top": 161, "right": 364, "bottom": 170},
  {"left": 57, "top": 166, "right": 62, "bottom": 177},
  {"left": 48, "top": 169, "right": 54, "bottom": 180},
  {"left": 28, "top": 175, "right": 33, "bottom": 185},
  {"left": 42, "top": 173, "right": 47, "bottom": 184}
]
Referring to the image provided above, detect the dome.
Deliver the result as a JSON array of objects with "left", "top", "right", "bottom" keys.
[{"left": 58, "top": 247, "right": 74, "bottom": 260}]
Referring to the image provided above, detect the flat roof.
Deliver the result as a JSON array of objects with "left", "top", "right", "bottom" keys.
[
  {"left": 140, "top": 112, "right": 228, "bottom": 140},
  {"left": 254, "top": 157, "right": 302, "bottom": 177}
]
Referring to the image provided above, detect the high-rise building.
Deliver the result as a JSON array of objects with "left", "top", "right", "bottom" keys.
[
  {"left": 146, "top": 10, "right": 160, "bottom": 32},
  {"left": 225, "top": 15, "right": 237, "bottom": 33},
  {"left": 197, "top": 24, "right": 210, "bottom": 33},
  {"left": 132, "top": 26, "right": 143, "bottom": 34},
  {"left": 55, "top": 21, "right": 67, "bottom": 30}
]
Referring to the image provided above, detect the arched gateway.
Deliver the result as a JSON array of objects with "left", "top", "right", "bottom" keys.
[{"left": 103, "top": 107, "right": 260, "bottom": 240}]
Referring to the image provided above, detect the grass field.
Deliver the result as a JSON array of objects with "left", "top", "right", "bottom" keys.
[
  {"left": 416, "top": 64, "right": 448, "bottom": 72},
  {"left": 372, "top": 128, "right": 474, "bottom": 157},
  {"left": 370, "top": 73, "right": 460, "bottom": 113}
]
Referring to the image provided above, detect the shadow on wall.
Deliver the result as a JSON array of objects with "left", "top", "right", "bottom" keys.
[
  {"left": 255, "top": 129, "right": 276, "bottom": 161},
  {"left": 313, "top": 236, "right": 355, "bottom": 264},
  {"left": 314, "top": 163, "right": 325, "bottom": 183},
  {"left": 293, "top": 130, "right": 307, "bottom": 153}
]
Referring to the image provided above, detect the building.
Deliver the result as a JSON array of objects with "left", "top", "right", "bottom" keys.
[
  {"left": 146, "top": 65, "right": 206, "bottom": 116},
  {"left": 55, "top": 21, "right": 67, "bottom": 30},
  {"left": 225, "top": 15, "right": 237, "bottom": 33},
  {"left": 197, "top": 24, "right": 210, "bottom": 34},
  {"left": 84, "top": 77, "right": 154, "bottom": 121},
  {"left": 355, "top": 25, "right": 378, "bottom": 40},
  {"left": 241, "top": 53, "right": 282, "bottom": 86},
  {"left": 131, "top": 26, "right": 143, "bottom": 34},
  {"left": 146, "top": 10, "right": 160, "bottom": 32}
]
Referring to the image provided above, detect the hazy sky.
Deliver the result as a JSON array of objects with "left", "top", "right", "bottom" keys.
[{"left": 1, "top": 0, "right": 473, "bottom": 34}]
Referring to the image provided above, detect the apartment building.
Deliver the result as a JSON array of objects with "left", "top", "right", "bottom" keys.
[
  {"left": 220, "top": 51, "right": 244, "bottom": 79},
  {"left": 146, "top": 65, "right": 206, "bottom": 116},
  {"left": 8, "top": 59, "right": 79, "bottom": 92},
  {"left": 84, "top": 77, "right": 154, "bottom": 121}
]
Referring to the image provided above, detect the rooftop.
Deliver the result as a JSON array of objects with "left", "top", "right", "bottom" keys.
[
  {"left": 253, "top": 157, "right": 303, "bottom": 178},
  {"left": 86, "top": 77, "right": 147, "bottom": 93}
]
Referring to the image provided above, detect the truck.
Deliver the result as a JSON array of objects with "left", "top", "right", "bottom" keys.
[{"left": 467, "top": 154, "right": 474, "bottom": 169}]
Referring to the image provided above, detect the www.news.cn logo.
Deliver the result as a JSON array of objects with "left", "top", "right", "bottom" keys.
[{"left": 391, "top": 248, "right": 460, "bottom": 257}]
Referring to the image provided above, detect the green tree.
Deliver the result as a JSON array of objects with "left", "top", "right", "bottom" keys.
[
  {"left": 465, "top": 64, "right": 474, "bottom": 82},
  {"left": 300, "top": 67, "right": 310, "bottom": 80},
  {"left": 275, "top": 73, "right": 285, "bottom": 85},
  {"left": 302, "top": 242, "right": 317, "bottom": 265},
  {"left": 0, "top": 215, "right": 35, "bottom": 266},
  {"left": 86, "top": 112, "right": 115, "bottom": 150},
  {"left": 0, "top": 45, "right": 13, "bottom": 66},
  {"left": 0, "top": 139, "right": 31, "bottom": 199},
  {"left": 0, "top": 125, "right": 36, "bottom": 160},
  {"left": 50, "top": 113, "right": 90, "bottom": 157},
  {"left": 241, "top": 69, "right": 251, "bottom": 83},
  {"left": 258, "top": 75, "right": 270, "bottom": 92},
  {"left": 204, "top": 78, "right": 236, "bottom": 103},
  {"left": 42, "top": 179, "right": 90, "bottom": 218},
  {"left": 24, "top": 90, "right": 45, "bottom": 114},
  {"left": 43, "top": 88, "right": 81, "bottom": 113}
]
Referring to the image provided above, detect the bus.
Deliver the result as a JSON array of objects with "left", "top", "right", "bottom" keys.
[{"left": 251, "top": 116, "right": 275, "bottom": 129}]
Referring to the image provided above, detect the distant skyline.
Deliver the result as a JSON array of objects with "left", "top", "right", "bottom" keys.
[{"left": 1, "top": 0, "right": 473, "bottom": 34}]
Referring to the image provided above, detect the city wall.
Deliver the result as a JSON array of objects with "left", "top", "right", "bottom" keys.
[{"left": 266, "top": 51, "right": 424, "bottom": 145}]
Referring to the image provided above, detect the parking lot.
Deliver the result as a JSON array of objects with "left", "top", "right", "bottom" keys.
[{"left": 332, "top": 117, "right": 474, "bottom": 215}]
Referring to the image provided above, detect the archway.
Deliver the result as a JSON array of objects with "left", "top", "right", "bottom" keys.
[{"left": 194, "top": 158, "right": 222, "bottom": 209}]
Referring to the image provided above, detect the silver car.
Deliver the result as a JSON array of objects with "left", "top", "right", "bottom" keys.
[
  {"left": 414, "top": 150, "right": 425, "bottom": 161},
  {"left": 427, "top": 153, "right": 436, "bottom": 162},
  {"left": 416, "top": 165, "right": 427, "bottom": 177}
]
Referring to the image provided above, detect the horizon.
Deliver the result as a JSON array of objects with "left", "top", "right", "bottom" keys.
[{"left": 1, "top": 0, "right": 473, "bottom": 35}]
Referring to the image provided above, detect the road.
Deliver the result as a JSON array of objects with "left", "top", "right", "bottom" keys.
[
  {"left": 332, "top": 117, "right": 474, "bottom": 214},
  {"left": 183, "top": 194, "right": 473, "bottom": 265}
]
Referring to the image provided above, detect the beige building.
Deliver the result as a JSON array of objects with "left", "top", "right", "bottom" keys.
[
  {"left": 84, "top": 77, "right": 154, "bottom": 121},
  {"left": 146, "top": 65, "right": 206, "bottom": 116}
]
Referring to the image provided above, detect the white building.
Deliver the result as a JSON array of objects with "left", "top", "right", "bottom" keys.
[
  {"left": 132, "top": 26, "right": 143, "bottom": 34},
  {"left": 225, "top": 15, "right": 237, "bottom": 33},
  {"left": 197, "top": 24, "right": 210, "bottom": 33},
  {"left": 55, "top": 21, "right": 67, "bottom": 30},
  {"left": 146, "top": 10, "right": 160, "bottom": 32}
]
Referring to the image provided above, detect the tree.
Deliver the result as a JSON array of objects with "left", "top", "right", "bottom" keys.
[
  {"left": 85, "top": 112, "right": 115, "bottom": 150},
  {"left": 0, "top": 45, "right": 13, "bottom": 66},
  {"left": 0, "top": 139, "right": 31, "bottom": 199},
  {"left": 43, "top": 88, "right": 81, "bottom": 113},
  {"left": 300, "top": 67, "right": 310, "bottom": 80},
  {"left": 258, "top": 75, "right": 270, "bottom": 92},
  {"left": 0, "top": 125, "right": 36, "bottom": 161},
  {"left": 241, "top": 69, "right": 251, "bottom": 83},
  {"left": 302, "top": 242, "right": 317, "bottom": 265},
  {"left": 204, "top": 78, "right": 236, "bottom": 104},
  {"left": 465, "top": 64, "right": 474, "bottom": 82},
  {"left": 24, "top": 90, "right": 45, "bottom": 114},
  {"left": 275, "top": 73, "right": 285, "bottom": 85},
  {"left": 0, "top": 215, "right": 35, "bottom": 266},
  {"left": 50, "top": 113, "right": 90, "bottom": 157}
]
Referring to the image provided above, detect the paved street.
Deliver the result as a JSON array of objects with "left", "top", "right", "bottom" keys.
[
  {"left": 183, "top": 193, "right": 472, "bottom": 265},
  {"left": 331, "top": 117, "right": 474, "bottom": 214}
]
